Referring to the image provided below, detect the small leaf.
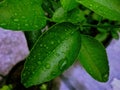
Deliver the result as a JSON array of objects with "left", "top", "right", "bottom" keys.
[
  {"left": 52, "top": 7, "right": 67, "bottom": 22},
  {"left": 60, "top": 0, "right": 78, "bottom": 11},
  {"left": 21, "top": 22, "right": 81, "bottom": 87},
  {"left": 0, "top": 0, "right": 46, "bottom": 31},
  {"left": 78, "top": 34, "right": 109, "bottom": 82},
  {"left": 77, "top": 0, "right": 120, "bottom": 21},
  {"left": 52, "top": 7, "right": 86, "bottom": 23}
]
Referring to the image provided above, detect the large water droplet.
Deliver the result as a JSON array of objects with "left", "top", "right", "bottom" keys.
[{"left": 58, "top": 58, "right": 67, "bottom": 71}]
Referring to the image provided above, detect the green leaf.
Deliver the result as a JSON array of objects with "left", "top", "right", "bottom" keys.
[
  {"left": 52, "top": 7, "right": 86, "bottom": 23},
  {"left": 24, "top": 30, "right": 42, "bottom": 50},
  {"left": 52, "top": 7, "right": 67, "bottom": 22},
  {"left": 60, "top": 0, "right": 78, "bottom": 11},
  {"left": 77, "top": 0, "right": 120, "bottom": 21},
  {"left": 21, "top": 22, "right": 81, "bottom": 87},
  {"left": 0, "top": 0, "right": 46, "bottom": 31},
  {"left": 78, "top": 34, "right": 109, "bottom": 82}
]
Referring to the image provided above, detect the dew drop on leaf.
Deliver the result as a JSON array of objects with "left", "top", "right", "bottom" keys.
[
  {"left": 44, "top": 44, "right": 46, "bottom": 47},
  {"left": 21, "top": 16, "right": 26, "bottom": 19},
  {"left": 58, "top": 58, "right": 67, "bottom": 71},
  {"left": 57, "top": 40, "right": 60, "bottom": 43},
  {"left": 14, "top": 13, "right": 18, "bottom": 16},
  {"left": 13, "top": 18, "right": 19, "bottom": 22},
  {"left": 103, "top": 73, "right": 109, "bottom": 81},
  {"left": 51, "top": 41, "right": 54, "bottom": 44},
  {"left": 25, "top": 24, "right": 29, "bottom": 26},
  {"left": 1, "top": 23, "right": 6, "bottom": 26},
  {"left": 45, "top": 64, "right": 51, "bottom": 69},
  {"left": 40, "top": 44, "right": 43, "bottom": 47},
  {"left": 38, "top": 61, "right": 41, "bottom": 65}
]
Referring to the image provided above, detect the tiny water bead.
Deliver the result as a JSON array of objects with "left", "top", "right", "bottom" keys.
[
  {"left": 103, "top": 73, "right": 109, "bottom": 81},
  {"left": 51, "top": 41, "right": 54, "bottom": 44},
  {"left": 25, "top": 23, "right": 29, "bottom": 26},
  {"left": 40, "top": 44, "right": 43, "bottom": 47},
  {"left": 45, "top": 63, "right": 51, "bottom": 69},
  {"left": 37, "top": 61, "right": 41, "bottom": 65},
  {"left": 14, "top": 13, "right": 18, "bottom": 16},
  {"left": 21, "top": 16, "right": 26, "bottom": 19},
  {"left": 13, "top": 18, "right": 19, "bottom": 22},
  {"left": 0, "top": 23, "right": 7, "bottom": 26}
]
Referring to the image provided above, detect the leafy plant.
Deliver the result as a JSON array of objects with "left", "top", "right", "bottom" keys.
[{"left": 0, "top": 0, "right": 120, "bottom": 88}]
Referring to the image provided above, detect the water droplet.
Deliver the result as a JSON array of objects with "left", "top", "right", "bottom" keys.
[
  {"left": 17, "top": 24, "right": 21, "bottom": 29},
  {"left": 38, "top": 61, "right": 41, "bottom": 64},
  {"left": 58, "top": 40, "right": 60, "bottom": 43},
  {"left": 51, "top": 41, "right": 54, "bottom": 44},
  {"left": 14, "top": 13, "right": 18, "bottom": 16},
  {"left": 45, "top": 64, "right": 51, "bottom": 69},
  {"left": 32, "top": 71, "right": 35, "bottom": 74},
  {"left": 25, "top": 24, "right": 29, "bottom": 26},
  {"left": 103, "top": 73, "right": 108, "bottom": 81},
  {"left": 22, "top": 16, "right": 26, "bottom": 19},
  {"left": 46, "top": 47, "right": 49, "bottom": 49},
  {"left": 51, "top": 71, "right": 57, "bottom": 76},
  {"left": 13, "top": 18, "right": 19, "bottom": 22},
  {"left": 58, "top": 58, "right": 67, "bottom": 70},
  {"left": 44, "top": 44, "right": 46, "bottom": 47},
  {"left": 0, "top": 23, "right": 6, "bottom": 26},
  {"left": 35, "top": 25, "right": 39, "bottom": 28},
  {"left": 22, "top": 73, "right": 26, "bottom": 77},
  {"left": 40, "top": 44, "right": 43, "bottom": 47},
  {"left": 89, "top": 4, "right": 93, "bottom": 7},
  {"left": 65, "top": 29, "right": 67, "bottom": 32}
]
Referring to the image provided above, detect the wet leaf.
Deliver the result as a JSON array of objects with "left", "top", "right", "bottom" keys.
[
  {"left": 24, "top": 30, "right": 42, "bottom": 50},
  {"left": 52, "top": 7, "right": 86, "bottom": 23},
  {"left": 60, "top": 0, "right": 78, "bottom": 11},
  {"left": 78, "top": 34, "right": 109, "bottom": 82},
  {"left": 21, "top": 22, "right": 81, "bottom": 87},
  {"left": 0, "top": 0, "right": 46, "bottom": 31},
  {"left": 77, "top": 0, "right": 120, "bottom": 21}
]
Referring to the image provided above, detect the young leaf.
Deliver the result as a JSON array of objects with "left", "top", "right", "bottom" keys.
[
  {"left": 21, "top": 22, "right": 81, "bottom": 87},
  {"left": 0, "top": 0, "right": 46, "bottom": 31},
  {"left": 77, "top": 0, "right": 120, "bottom": 21},
  {"left": 78, "top": 34, "right": 109, "bottom": 82},
  {"left": 52, "top": 7, "right": 86, "bottom": 23},
  {"left": 60, "top": 0, "right": 78, "bottom": 11}
]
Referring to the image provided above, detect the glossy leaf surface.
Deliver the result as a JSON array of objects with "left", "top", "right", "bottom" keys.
[
  {"left": 78, "top": 34, "right": 109, "bottom": 82},
  {"left": 60, "top": 0, "right": 78, "bottom": 11},
  {"left": 24, "top": 30, "right": 42, "bottom": 50},
  {"left": 21, "top": 22, "right": 81, "bottom": 87},
  {"left": 52, "top": 7, "right": 86, "bottom": 23},
  {"left": 77, "top": 0, "right": 120, "bottom": 21},
  {"left": 0, "top": 0, "right": 46, "bottom": 31}
]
